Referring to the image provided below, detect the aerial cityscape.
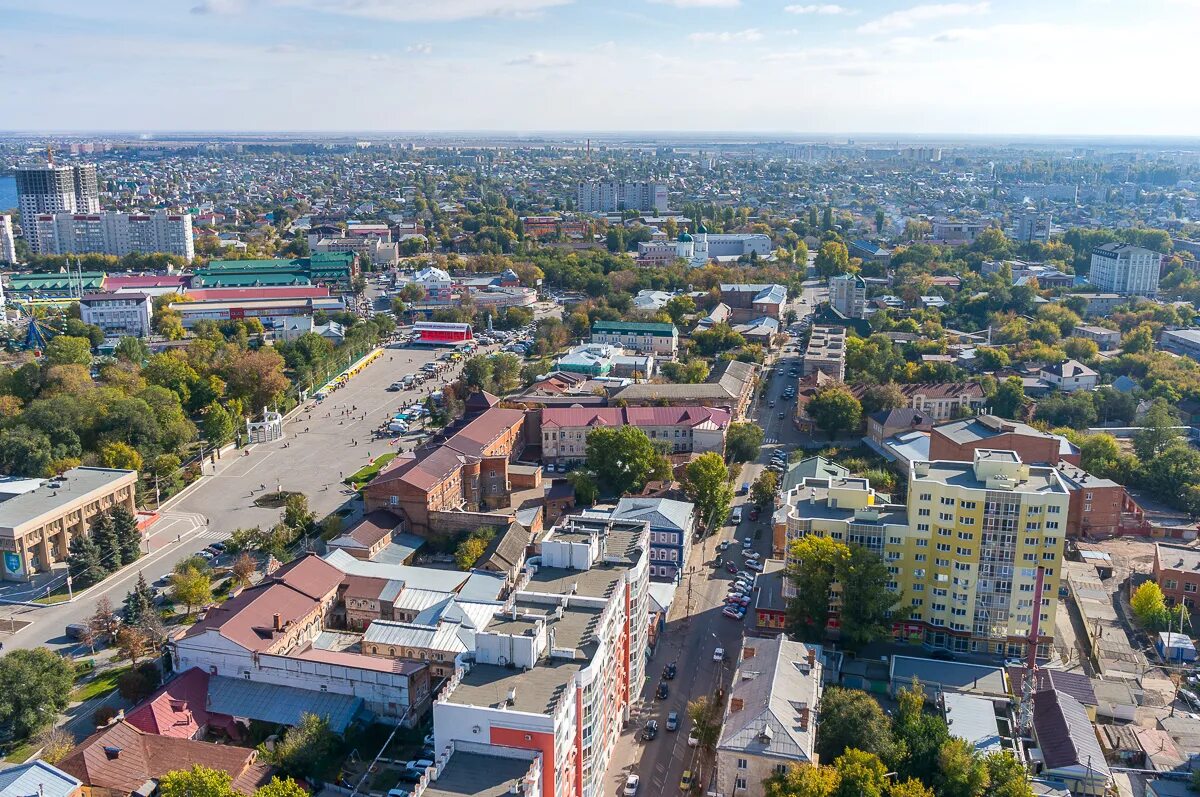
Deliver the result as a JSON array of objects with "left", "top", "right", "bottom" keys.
[{"left": 1, "top": 3, "right": 1200, "bottom": 797}]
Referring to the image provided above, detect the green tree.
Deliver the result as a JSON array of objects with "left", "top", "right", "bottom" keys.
[
  {"left": 816, "top": 686, "right": 896, "bottom": 763},
  {"left": 100, "top": 441, "right": 144, "bottom": 472},
  {"left": 262, "top": 712, "right": 339, "bottom": 779},
  {"left": 255, "top": 778, "right": 310, "bottom": 797},
  {"left": 462, "top": 355, "right": 495, "bottom": 392},
  {"left": 115, "top": 336, "right": 150, "bottom": 363},
  {"left": 44, "top": 336, "right": 93, "bottom": 366},
  {"left": 585, "top": 426, "right": 670, "bottom": 496},
  {"left": 808, "top": 385, "right": 863, "bottom": 439},
  {"left": 490, "top": 353, "right": 522, "bottom": 394},
  {"left": 983, "top": 751, "right": 1033, "bottom": 797},
  {"left": 858, "top": 383, "right": 907, "bottom": 416},
  {"left": 0, "top": 426, "right": 55, "bottom": 477},
  {"left": 92, "top": 510, "right": 123, "bottom": 569},
  {"left": 202, "top": 402, "right": 236, "bottom": 446},
  {"left": 122, "top": 571, "right": 156, "bottom": 625},
  {"left": 1131, "top": 581, "right": 1169, "bottom": 629},
  {"left": 455, "top": 528, "right": 495, "bottom": 570},
  {"left": 891, "top": 679, "right": 949, "bottom": 783},
  {"left": 684, "top": 452, "right": 735, "bottom": 532},
  {"left": 692, "top": 323, "right": 746, "bottom": 357},
  {"left": 660, "top": 359, "right": 709, "bottom": 384},
  {"left": 687, "top": 696, "right": 721, "bottom": 751},
  {"left": 936, "top": 737, "right": 990, "bottom": 797},
  {"left": 726, "top": 422, "right": 765, "bottom": 463},
  {"left": 69, "top": 532, "right": 108, "bottom": 586},
  {"left": 787, "top": 535, "right": 847, "bottom": 641},
  {"left": 1134, "top": 399, "right": 1181, "bottom": 461},
  {"left": 764, "top": 763, "right": 839, "bottom": 797},
  {"left": 159, "top": 766, "right": 235, "bottom": 797},
  {"left": 0, "top": 648, "right": 76, "bottom": 741},
  {"left": 567, "top": 470, "right": 599, "bottom": 505},
  {"left": 815, "top": 241, "right": 852, "bottom": 278},
  {"left": 838, "top": 544, "right": 900, "bottom": 650},
  {"left": 875, "top": 209, "right": 886, "bottom": 234},
  {"left": 890, "top": 780, "right": 935, "bottom": 797},
  {"left": 990, "top": 377, "right": 1026, "bottom": 419},
  {"left": 112, "top": 505, "right": 142, "bottom": 564},
  {"left": 665, "top": 295, "right": 696, "bottom": 324},
  {"left": 751, "top": 470, "right": 778, "bottom": 508},
  {"left": 282, "top": 493, "right": 315, "bottom": 535},
  {"left": 833, "top": 749, "right": 889, "bottom": 797},
  {"left": 1121, "top": 323, "right": 1155, "bottom": 355},
  {"left": 170, "top": 566, "right": 212, "bottom": 616}
]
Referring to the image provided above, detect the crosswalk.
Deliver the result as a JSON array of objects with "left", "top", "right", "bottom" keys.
[{"left": 764, "top": 437, "right": 780, "bottom": 444}]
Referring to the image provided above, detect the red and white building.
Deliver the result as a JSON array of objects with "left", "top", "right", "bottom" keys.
[
  {"left": 540, "top": 406, "right": 731, "bottom": 464},
  {"left": 433, "top": 515, "right": 650, "bottom": 797},
  {"left": 414, "top": 321, "right": 474, "bottom": 345}
]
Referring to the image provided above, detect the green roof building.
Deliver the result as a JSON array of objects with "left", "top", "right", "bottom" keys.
[
  {"left": 195, "top": 252, "right": 357, "bottom": 289},
  {"left": 590, "top": 320, "right": 679, "bottom": 359},
  {"left": 8, "top": 271, "right": 106, "bottom": 297}
]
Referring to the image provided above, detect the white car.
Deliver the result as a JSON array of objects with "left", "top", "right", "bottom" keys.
[
  {"left": 688, "top": 731, "right": 700, "bottom": 747},
  {"left": 746, "top": 560, "right": 765, "bottom": 572},
  {"left": 623, "top": 774, "right": 640, "bottom": 796},
  {"left": 713, "top": 647, "right": 725, "bottom": 662}
]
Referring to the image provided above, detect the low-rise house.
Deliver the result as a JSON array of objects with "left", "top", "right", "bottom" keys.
[
  {"left": 1071, "top": 325, "right": 1121, "bottom": 351},
  {"left": 607, "top": 497, "right": 696, "bottom": 582},
  {"left": 1153, "top": 543, "right": 1200, "bottom": 608},
  {"left": 590, "top": 320, "right": 678, "bottom": 358},
  {"left": 540, "top": 406, "right": 730, "bottom": 465},
  {"left": 719, "top": 283, "right": 787, "bottom": 320},
  {"left": 715, "top": 636, "right": 822, "bottom": 794},
  {"left": 327, "top": 509, "right": 403, "bottom": 560},
  {"left": 609, "top": 360, "right": 757, "bottom": 419},
  {"left": 0, "top": 761, "right": 81, "bottom": 797},
  {"left": 929, "top": 415, "right": 1080, "bottom": 465},
  {"left": 854, "top": 383, "right": 985, "bottom": 421},
  {"left": 1040, "top": 360, "right": 1098, "bottom": 393},
  {"left": 866, "top": 408, "right": 932, "bottom": 444},
  {"left": 79, "top": 292, "right": 153, "bottom": 337},
  {"left": 1031, "top": 689, "right": 1112, "bottom": 797}
]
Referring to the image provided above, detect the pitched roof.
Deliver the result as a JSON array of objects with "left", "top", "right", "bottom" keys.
[
  {"left": 331, "top": 509, "right": 402, "bottom": 550},
  {"left": 478, "top": 521, "right": 531, "bottom": 572},
  {"left": 611, "top": 498, "right": 696, "bottom": 534},
  {"left": 1033, "top": 689, "right": 1109, "bottom": 777},
  {"left": 0, "top": 761, "right": 81, "bottom": 797},
  {"left": 541, "top": 406, "right": 731, "bottom": 430},
  {"left": 591, "top": 320, "right": 677, "bottom": 335},
  {"left": 124, "top": 668, "right": 211, "bottom": 739},
  {"left": 1042, "top": 359, "right": 1098, "bottom": 379},
  {"left": 58, "top": 721, "right": 273, "bottom": 796}
]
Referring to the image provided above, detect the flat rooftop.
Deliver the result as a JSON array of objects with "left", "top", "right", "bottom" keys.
[
  {"left": 0, "top": 468, "right": 134, "bottom": 533},
  {"left": 511, "top": 599, "right": 603, "bottom": 650},
  {"left": 445, "top": 659, "right": 583, "bottom": 715},
  {"left": 524, "top": 564, "right": 624, "bottom": 601},
  {"left": 913, "top": 461, "right": 1066, "bottom": 494},
  {"left": 423, "top": 752, "right": 532, "bottom": 797}
]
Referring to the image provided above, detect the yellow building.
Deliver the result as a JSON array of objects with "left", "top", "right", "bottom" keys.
[{"left": 783, "top": 449, "right": 1068, "bottom": 657}]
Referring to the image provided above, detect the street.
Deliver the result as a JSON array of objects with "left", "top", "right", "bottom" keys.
[
  {"left": 605, "top": 284, "right": 822, "bottom": 796},
  {"left": 0, "top": 341, "right": 477, "bottom": 655}
]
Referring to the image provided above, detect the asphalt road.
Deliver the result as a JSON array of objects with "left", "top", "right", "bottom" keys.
[
  {"left": 605, "top": 291, "right": 821, "bottom": 797},
  {"left": 0, "top": 341, "right": 479, "bottom": 655}
]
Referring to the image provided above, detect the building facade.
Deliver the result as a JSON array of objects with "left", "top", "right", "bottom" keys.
[
  {"left": 79, "top": 292, "right": 154, "bottom": 337},
  {"left": 33, "top": 210, "right": 195, "bottom": 260},
  {"left": 540, "top": 406, "right": 730, "bottom": 465},
  {"left": 589, "top": 320, "right": 678, "bottom": 358},
  {"left": 1152, "top": 543, "right": 1200, "bottom": 608},
  {"left": 828, "top": 273, "right": 867, "bottom": 319},
  {"left": 0, "top": 215, "right": 16, "bottom": 264},
  {"left": 16, "top": 163, "right": 100, "bottom": 253},
  {"left": 576, "top": 181, "right": 667, "bottom": 213},
  {"left": 1089, "top": 243, "right": 1162, "bottom": 297},
  {"left": 801, "top": 326, "right": 847, "bottom": 381}
]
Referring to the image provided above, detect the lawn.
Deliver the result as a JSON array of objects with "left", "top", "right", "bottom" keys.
[
  {"left": 4, "top": 741, "right": 35, "bottom": 764},
  {"left": 345, "top": 452, "right": 398, "bottom": 488},
  {"left": 71, "top": 664, "right": 131, "bottom": 702}
]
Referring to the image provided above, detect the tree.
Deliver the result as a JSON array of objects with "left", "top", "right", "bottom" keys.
[
  {"left": 232, "top": 553, "right": 257, "bottom": 588},
  {"left": 115, "top": 625, "right": 155, "bottom": 666},
  {"left": 282, "top": 493, "right": 315, "bottom": 535},
  {"left": 687, "top": 696, "right": 721, "bottom": 751},
  {"left": 787, "top": 535, "right": 847, "bottom": 641},
  {"left": 983, "top": 752, "right": 1033, "bottom": 797},
  {"left": 808, "top": 385, "right": 863, "bottom": 440},
  {"left": 490, "top": 353, "right": 522, "bottom": 394},
  {"left": 990, "top": 376, "right": 1025, "bottom": 419},
  {"left": 684, "top": 452, "right": 735, "bottom": 532},
  {"left": 726, "top": 422, "right": 765, "bottom": 463},
  {"left": 68, "top": 532, "right": 108, "bottom": 587},
  {"left": 34, "top": 725, "right": 75, "bottom": 765},
  {"left": 92, "top": 510, "right": 123, "bottom": 569},
  {"left": 44, "top": 336, "right": 93, "bottom": 366},
  {"left": 115, "top": 336, "right": 151, "bottom": 363},
  {"left": 0, "top": 648, "right": 76, "bottom": 741},
  {"left": 1131, "top": 581, "right": 1169, "bottom": 629},
  {"left": 858, "top": 383, "right": 906, "bottom": 416},
  {"left": 123, "top": 572, "right": 156, "bottom": 625},
  {"left": 891, "top": 679, "right": 949, "bottom": 783},
  {"left": 170, "top": 566, "right": 212, "bottom": 616},
  {"left": 90, "top": 596, "right": 120, "bottom": 641},
  {"left": 112, "top": 505, "right": 142, "bottom": 564},
  {"left": 665, "top": 295, "right": 696, "bottom": 324},
  {"left": 692, "top": 323, "right": 745, "bottom": 357},
  {"left": 875, "top": 209, "right": 886, "bottom": 234},
  {"left": 100, "top": 441, "right": 144, "bottom": 472},
  {"left": 815, "top": 241, "right": 852, "bottom": 278},
  {"left": 660, "top": 359, "right": 709, "bottom": 384},
  {"left": 833, "top": 748, "right": 889, "bottom": 797},
  {"left": 751, "top": 470, "right": 778, "bottom": 508},
  {"left": 1134, "top": 399, "right": 1181, "bottom": 461},
  {"left": 764, "top": 764, "right": 840, "bottom": 797},
  {"left": 1121, "top": 323, "right": 1155, "bottom": 355},
  {"left": 462, "top": 355, "right": 494, "bottom": 392},
  {"left": 837, "top": 544, "right": 899, "bottom": 649},
  {"left": 816, "top": 686, "right": 895, "bottom": 763},
  {"left": 567, "top": 470, "right": 599, "bottom": 506},
  {"left": 118, "top": 662, "right": 162, "bottom": 703},
  {"left": 159, "top": 766, "right": 236, "bottom": 797},
  {"left": 455, "top": 528, "right": 495, "bottom": 570},
  {"left": 936, "top": 737, "right": 990, "bottom": 797},
  {"left": 0, "top": 426, "right": 54, "bottom": 477},
  {"left": 263, "top": 712, "right": 339, "bottom": 779},
  {"left": 255, "top": 778, "right": 310, "bottom": 797},
  {"left": 202, "top": 402, "right": 236, "bottom": 447},
  {"left": 585, "top": 426, "right": 670, "bottom": 496},
  {"left": 890, "top": 780, "right": 935, "bottom": 797}
]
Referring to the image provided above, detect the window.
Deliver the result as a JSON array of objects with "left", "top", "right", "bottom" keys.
[
  {"left": 737, "top": 759, "right": 748, "bottom": 770},
  {"left": 736, "top": 778, "right": 747, "bottom": 791},
  {"left": 920, "top": 493, "right": 932, "bottom": 501},
  {"left": 1166, "top": 579, "right": 1179, "bottom": 590},
  {"left": 1186, "top": 583, "right": 1198, "bottom": 594}
]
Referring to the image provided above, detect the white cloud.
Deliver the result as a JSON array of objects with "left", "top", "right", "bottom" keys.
[
  {"left": 650, "top": 0, "right": 741, "bottom": 7},
  {"left": 784, "top": 4, "right": 854, "bottom": 14},
  {"left": 505, "top": 51, "right": 573, "bottom": 67},
  {"left": 265, "top": 42, "right": 298, "bottom": 53},
  {"left": 407, "top": 43, "right": 434, "bottom": 54},
  {"left": 689, "top": 28, "right": 763, "bottom": 42},
  {"left": 761, "top": 45, "right": 868, "bottom": 62},
  {"left": 195, "top": 0, "right": 570, "bottom": 22},
  {"left": 857, "top": 2, "right": 989, "bottom": 34}
]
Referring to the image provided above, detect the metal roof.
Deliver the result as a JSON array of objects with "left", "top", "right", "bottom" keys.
[
  {"left": 0, "top": 467, "right": 135, "bottom": 533},
  {"left": 207, "top": 675, "right": 363, "bottom": 733}
]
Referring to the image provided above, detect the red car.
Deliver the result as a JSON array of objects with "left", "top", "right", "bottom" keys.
[{"left": 726, "top": 562, "right": 739, "bottom": 574}]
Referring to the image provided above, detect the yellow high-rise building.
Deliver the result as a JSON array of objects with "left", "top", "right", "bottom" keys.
[{"left": 782, "top": 449, "right": 1069, "bottom": 657}]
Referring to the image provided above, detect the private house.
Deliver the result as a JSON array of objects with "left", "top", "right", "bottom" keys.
[
  {"left": 1040, "top": 360, "right": 1098, "bottom": 393},
  {"left": 1031, "top": 690, "right": 1112, "bottom": 797}
]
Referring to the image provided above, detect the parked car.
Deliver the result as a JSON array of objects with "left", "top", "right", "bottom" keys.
[
  {"left": 656, "top": 681, "right": 669, "bottom": 699},
  {"left": 623, "top": 775, "right": 640, "bottom": 796},
  {"left": 396, "top": 770, "right": 424, "bottom": 785},
  {"left": 723, "top": 606, "right": 746, "bottom": 620},
  {"left": 663, "top": 661, "right": 677, "bottom": 680},
  {"left": 688, "top": 730, "right": 700, "bottom": 747},
  {"left": 680, "top": 772, "right": 694, "bottom": 791},
  {"left": 726, "top": 595, "right": 750, "bottom": 607},
  {"left": 717, "top": 540, "right": 731, "bottom": 551},
  {"left": 666, "top": 711, "right": 679, "bottom": 731},
  {"left": 737, "top": 570, "right": 754, "bottom": 582},
  {"left": 730, "top": 507, "right": 743, "bottom": 524},
  {"left": 746, "top": 560, "right": 764, "bottom": 572},
  {"left": 642, "top": 719, "right": 658, "bottom": 740},
  {"left": 726, "top": 562, "right": 739, "bottom": 574}
]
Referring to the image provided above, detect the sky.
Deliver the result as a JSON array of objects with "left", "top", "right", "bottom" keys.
[{"left": 1, "top": 0, "right": 1197, "bottom": 136}]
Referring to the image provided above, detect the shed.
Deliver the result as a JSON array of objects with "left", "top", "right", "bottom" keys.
[{"left": 1156, "top": 632, "right": 1198, "bottom": 664}]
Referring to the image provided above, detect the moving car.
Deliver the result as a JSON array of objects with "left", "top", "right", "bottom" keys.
[
  {"left": 742, "top": 537, "right": 752, "bottom": 548},
  {"left": 717, "top": 540, "right": 731, "bottom": 551},
  {"left": 748, "top": 507, "right": 760, "bottom": 521},
  {"left": 666, "top": 711, "right": 679, "bottom": 731},
  {"left": 713, "top": 647, "right": 725, "bottom": 662},
  {"left": 663, "top": 661, "right": 677, "bottom": 680},
  {"left": 656, "top": 681, "right": 669, "bottom": 699},
  {"left": 725, "top": 562, "right": 739, "bottom": 574},
  {"left": 730, "top": 507, "right": 743, "bottom": 524},
  {"left": 642, "top": 719, "right": 658, "bottom": 740}
]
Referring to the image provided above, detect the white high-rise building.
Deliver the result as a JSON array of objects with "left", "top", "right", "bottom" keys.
[
  {"left": 1089, "top": 243, "right": 1161, "bottom": 297},
  {"left": 829, "top": 272, "right": 867, "bottom": 318},
  {"left": 15, "top": 163, "right": 99, "bottom": 253},
  {"left": 576, "top": 181, "right": 667, "bottom": 213},
  {"left": 0, "top": 215, "right": 16, "bottom": 264},
  {"left": 33, "top": 210, "right": 194, "bottom": 261}
]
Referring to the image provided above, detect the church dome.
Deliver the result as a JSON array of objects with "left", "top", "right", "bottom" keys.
[
  {"left": 696, "top": 223, "right": 708, "bottom": 234},
  {"left": 678, "top": 232, "right": 693, "bottom": 242}
]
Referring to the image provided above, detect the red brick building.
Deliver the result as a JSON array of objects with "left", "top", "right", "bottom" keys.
[
  {"left": 929, "top": 414, "right": 1081, "bottom": 465},
  {"left": 1153, "top": 543, "right": 1200, "bottom": 607}
]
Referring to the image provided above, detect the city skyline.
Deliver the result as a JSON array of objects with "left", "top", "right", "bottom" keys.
[{"left": 3, "top": 0, "right": 1198, "bottom": 135}]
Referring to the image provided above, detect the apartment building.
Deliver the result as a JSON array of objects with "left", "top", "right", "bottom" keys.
[
  {"left": 609, "top": 359, "right": 757, "bottom": 420},
  {"left": 930, "top": 219, "right": 986, "bottom": 244},
  {"left": 433, "top": 515, "right": 650, "bottom": 797},
  {"left": 1089, "top": 243, "right": 1162, "bottom": 297},
  {"left": 719, "top": 283, "right": 787, "bottom": 320},
  {"left": 781, "top": 449, "right": 1068, "bottom": 657},
  {"left": 0, "top": 215, "right": 16, "bottom": 264},
  {"left": 855, "top": 382, "right": 984, "bottom": 421},
  {"left": 1152, "top": 543, "right": 1200, "bottom": 608},
  {"left": 584, "top": 497, "right": 696, "bottom": 582},
  {"left": 539, "top": 406, "right": 730, "bottom": 465},
  {"left": 1071, "top": 325, "right": 1121, "bottom": 351},
  {"left": 929, "top": 415, "right": 1080, "bottom": 466},
  {"left": 1013, "top": 212, "right": 1052, "bottom": 244},
  {"left": 364, "top": 405, "right": 528, "bottom": 534},
  {"left": 828, "top": 273, "right": 867, "bottom": 319},
  {"left": 801, "top": 326, "right": 846, "bottom": 381},
  {"left": 576, "top": 181, "right": 667, "bottom": 213},
  {"left": 716, "top": 636, "right": 822, "bottom": 793},
  {"left": 0, "top": 467, "right": 138, "bottom": 582},
  {"left": 589, "top": 320, "right": 678, "bottom": 359},
  {"left": 33, "top": 210, "right": 195, "bottom": 260},
  {"left": 1159, "top": 329, "right": 1200, "bottom": 363},
  {"left": 313, "top": 236, "right": 398, "bottom": 267},
  {"left": 79, "top": 292, "right": 153, "bottom": 337},
  {"left": 16, "top": 163, "right": 99, "bottom": 253}
]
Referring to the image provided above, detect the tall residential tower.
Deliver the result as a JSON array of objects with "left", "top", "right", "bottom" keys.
[{"left": 16, "top": 162, "right": 100, "bottom": 253}]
